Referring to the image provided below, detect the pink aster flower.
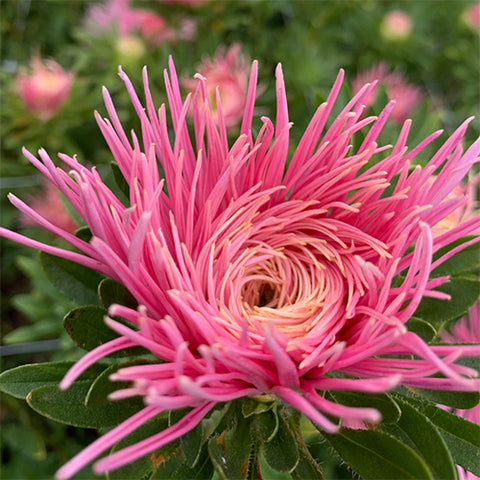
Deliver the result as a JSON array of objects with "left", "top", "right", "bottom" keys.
[
  {"left": 16, "top": 56, "right": 74, "bottom": 121},
  {"left": 2, "top": 58, "right": 480, "bottom": 479},
  {"left": 380, "top": 10, "right": 413, "bottom": 41},
  {"left": 463, "top": 2, "right": 480, "bottom": 30},
  {"left": 352, "top": 64, "right": 423, "bottom": 123},
  {"left": 20, "top": 179, "right": 78, "bottom": 234},
  {"left": 85, "top": 0, "right": 175, "bottom": 44},
  {"left": 182, "top": 44, "right": 250, "bottom": 128}
]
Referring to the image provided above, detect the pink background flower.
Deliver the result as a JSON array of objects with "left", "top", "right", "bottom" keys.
[
  {"left": 16, "top": 57, "right": 74, "bottom": 121},
  {"left": 182, "top": 44, "right": 251, "bottom": 127},
  {"left": 380, "top": 10, "right": 413, "bottom": 41}
]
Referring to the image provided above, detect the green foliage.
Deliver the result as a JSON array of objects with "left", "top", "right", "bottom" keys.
[
  {"left": 40, "top": 252, "right": 103, "bottom": 306},
  {"left": 1, "top": 1, "right": 480, "bottom": 479}
]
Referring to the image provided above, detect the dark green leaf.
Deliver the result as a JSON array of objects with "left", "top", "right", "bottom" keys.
[
  {"left": 409, "top": 386, "right": 480, "bottom": 410},
  {"left": 85, "top": 363, "right": 125, "bottom": 407},
  {"left": 392, "top": 396, "right": 457, "bottom": 480},
  {"left": 328, "top": 391, "right": 401, "bottom": 424},
  {"left": 40, "top": 252, "right": 103, "bottom": 305},
  {"left": 252, "top": 407, "right": 279, "bottom": 443},
  {"left": 208, "top": 415, "right": 252, "bottom": 480},
  {"left": 152, "top": 444, "right": 214, "bottom": 480},
  {"left": 63, "top": 305, "right": 146, "bottom": 357},
  {"left": 241, "top": 396, "right": 276, "bottom": 418},
  {"left": 98, "top": 278, "right": 137, "bottom": 310},
  {"left": 75, "top": 226, "right": 93, "bottom": 242},
  {"left": 263, "top": 411, "right": 299, "bottom": 473},
  {"left": 181, "top": 422, "right": 204, "bottom": 468},
  {"left": 405, "top": 317, "right": 437, "bottom": 343},
  {"left": 291, "top": 443, "right": 325, "bottom": 480},
  {"left": 107, "top": 417, "right": 175, "bottom": 480},
  {"left": 413, "top": 275, "right": 480, "bottom": 325},
  {"left": 322, "top": 428, "right": 433, "bottom": 479},
  {"left": 26, "top": 380, "right": 145, "bottom": 429},
  {"left": 111, "top": 161, "right": 130, "bottom": 199},
  {"left": 1, "top": 423, "right": 46, "bottom": 460},
  {"left": 401, "top": 396, "right": 480, "bottom": 476},
  {"left": 432, "top": 236, "right": 480, "bottom": 277},
  {"left": 0, "top": 361, "right": 105, "bottom": 399}
]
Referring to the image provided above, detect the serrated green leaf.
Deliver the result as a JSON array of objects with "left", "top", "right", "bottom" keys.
[
  {"left": 414, "top": 275, "right": 480, "bottom": 325},
  {"left": 98, "top": 278, "right": 137, "bottom": 310},
  {"left": 391, "top": 396, "right": 457, "bottom": 480},
  {"left": 291, "top": 443, "right": 325, "bottom": 480},
  {"left": 208, "top": 415, "right": 252, "bottom": 480},
  {"left": 63, "top": 305, "right": 146, "bottom": 357},
  {"left": 405, "top": 317, "right": 437, "bottom": 343},
  {"left": 263, "top": 412, "right": 299, "bottom": 473},
  {"left": 151, "top": 444, "right": 213, "bottom": 480},
  {"left": 180, "top": 422, "right": 204, "bottom": 468},
  {"left": 252, "top": 407, "right": 279, "bottom": 443},
  {"left": 0, "top": 361, "right": 106, "bottom": 399},
  {"left": 241, "top": 396, "right": 276, "bottom": 418},
  {"left": 26, "top": 381, "right": 145, "bottom": 429},
  {"left": 401, "top": 396, "right": 480, "bottom": 476},
  {"left": 328, "top": 391, "right": 401, "bottom": 424},
  {"left": 322, "top": 428, "right": 433, "bottom": 479},
  {"left": 432, "top": 236, "right": 480, "bottom": 277},
  {"left": 40, "top": 252, "right": 103, "bottom": 305}
]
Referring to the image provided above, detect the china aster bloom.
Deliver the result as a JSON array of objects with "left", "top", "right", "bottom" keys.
[
  {"left": 352, "top": 63, "right": 423, "bottom": 123},
  {"left": 2, "top": 58, "right": 480, "bottom": 479},
  {"left": 16, "top": 56, "right": 74, "bottom": 121},
  {"left": 182, "top": 44, "right": 250, "bottom": 127},
  {"left": 85, "top": 0, "right": 175, "bottom": 44},
  {"left": 380, "top": 10, "right": 413, "bottom": 41},
  {"left": 463, "top": 1, "right": 480, "bottom": 30},
  {"left": 20, "top": 179, "right": 78, "bottom": 234}
]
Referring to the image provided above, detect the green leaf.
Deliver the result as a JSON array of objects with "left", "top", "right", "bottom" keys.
[
  {"left": 75, "top": 226, "right": 93, "bottom": 242},
  {"left": 252, "top": 407, "right": 279, "bottom": 443},
  {"left": 291, "top": 444, "right": 325, "bottom": 480},
  {"left": 98, "top": 278, "right": 137, "bottom": 310},
  {"left": 431, "top": 236, "right": 480, "bottom": 277},
  {"left": 1, "top": 423, "right": 46, "bottom": 460},
  {"left": 208, "top": 415, "right": 253, "bottom": 480},
  {"left": 327, "top": 391, "right": 401, "bottom": 424},
  {"left": 0, "top": 361, "right": 106, "bottom": 399},
  {"left": 180, "top": 421, "right": 204, "bottom": 468},
  {"left": 40, "top": 252, "right": 103, "bottom": 305},
  {"left": 107, "top": 417, "right": 175, "bottom": 480},
  {"left": 241, "top": 396, "right": 276, "bottom": 418},
  {"left": 63, "top": 305, "right": 146, "bottom": 357},
  {"left": 405, "top": 317, "right": 437, "bottom": 343},
  {"left": 263, "top": 411, "right": 299, "bottom": 473},
  {"left": 85, "top": 363, "right": 126, "bottom": 407},
  {"left": 413, "top": 275, "right": 480, "bottom": 325},
  {"left": 322, "top": 428, "right": 433, "bottom": 479},
  {"left": 26, "top": 380, "right": 145, "bottom": 429},
  {"left": 111, "top": 161, "right": 130, "bottom": 199},
  {"left": 401, "top": 396, "right": 480, "bottom": 476},
  {"left": 152, "top": 444, "right": 214, "bottom": 480},
  {"left": 391, "top": 396, "right": 457, "bottom": 480},
  {"left": 408, "top": 386, "right": 480, "bottom": 410}
]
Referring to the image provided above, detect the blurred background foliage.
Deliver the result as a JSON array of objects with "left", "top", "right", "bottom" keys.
[{"left": 1, "top": 0, "right": 479, "bottom": 478}]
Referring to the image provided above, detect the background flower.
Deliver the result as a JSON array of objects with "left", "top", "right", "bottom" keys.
[{"left": 15, "top": 56, "right": 74, "bottom": 121}]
